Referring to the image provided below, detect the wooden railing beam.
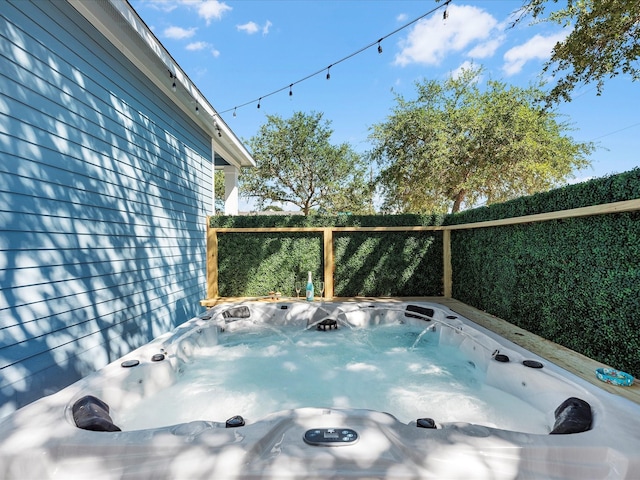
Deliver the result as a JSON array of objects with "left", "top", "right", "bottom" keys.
[
  {"left": 205, "top": 199, "right": 640, "bottom": 300},
  {"left": 445, "top": 199, "right": 640, "bottom": 230}
]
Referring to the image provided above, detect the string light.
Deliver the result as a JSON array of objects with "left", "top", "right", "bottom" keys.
[
  {"left": 221, "top": 0, "right": 451, "bottom": 116},
  {"left": 168, "top": 70, "right": 177, "bottom": 92}
]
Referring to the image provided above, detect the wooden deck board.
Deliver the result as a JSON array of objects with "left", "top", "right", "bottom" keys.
[{"left": 200, "top": 296, "right": 639, "bottom": 405}]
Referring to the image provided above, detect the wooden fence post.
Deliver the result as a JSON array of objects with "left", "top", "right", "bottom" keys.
[
  {"left": 207, "top": 222, "right": 219, "bottom": 299},
  {"left": 323, "top": 228, "right": 334, "bottom": 299},
  {"left": 443, "top": 228, "right": 452, "bottom": 298}
]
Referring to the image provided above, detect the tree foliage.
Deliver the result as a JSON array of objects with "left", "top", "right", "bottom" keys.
[
  {"left": 214, "top": 170, "right": 225, "bottom": 214},
  {"left": 241, "top": 111, "right": 372, "bottom": 215},
  {"left": 368, "top": 66, "right": 594, "bottom": 214},
  {"left": 516, "top": 0, "right": 640, "bottom": 104}
]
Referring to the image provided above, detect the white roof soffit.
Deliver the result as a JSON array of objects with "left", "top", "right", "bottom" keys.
[{"left": 67, "top": 0, "right": 255, "bottom": 169}]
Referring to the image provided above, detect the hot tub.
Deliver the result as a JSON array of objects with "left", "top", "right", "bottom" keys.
[{"left": 1, "top": 300, "right": 639, "bottom": 479}]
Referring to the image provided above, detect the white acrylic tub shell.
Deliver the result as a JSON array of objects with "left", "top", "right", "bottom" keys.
[{"left": 1, "top": 301, "right": 639, "bottom": 479}]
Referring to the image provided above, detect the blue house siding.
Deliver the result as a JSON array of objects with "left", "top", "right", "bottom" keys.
[{"left": 0, "top": 1, "right": 213, "bottom": 416}]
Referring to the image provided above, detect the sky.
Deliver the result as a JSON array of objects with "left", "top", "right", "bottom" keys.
[{"left": 130, "top": 0, "right": 639, "bottom": 206}]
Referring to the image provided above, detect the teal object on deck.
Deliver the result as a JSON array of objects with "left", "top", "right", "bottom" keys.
[{"left": 595, "top": 368, "right": 634, "bottom": 387}]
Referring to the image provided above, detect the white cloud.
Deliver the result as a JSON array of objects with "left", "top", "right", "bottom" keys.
[
  {"left": 396, "top": 13, "right": 408, "bottom": 22},
  {"left": 147, "top": 0, "right": 231, "bottom": 24},
  {"left": 184, "top": 40, "right": 220, "bottom": 57},
  {"left": 141, "top": 0, "right": 178, "bottom": 13},
  {"left": 394, "top": 4, "right": 500, "bottom": 67},
  {"left": 163, "top": 26, "right": 197, "bottom": 39},
  {"left": 186, "top": 41, "right": 209, "bottom": 51},
  {"left": 195, "top": 0, "right": 232, "bottom": 25},
  {"left": 468, "top": 36, "right": 504, "bottom": 59},
  {"left": 236, "top": 20, "right": 272, "bottom": 35},
  {"left": 502, "top": 31, "right": 567, "bottom": 76},
  {"left": 237, "top": 21, "right": 259, "bottom": 34}
]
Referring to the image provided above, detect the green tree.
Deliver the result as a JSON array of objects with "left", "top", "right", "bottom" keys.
[
  {"left": 241, "top": 111, "right": 373, "bottom": 215},
  {"left": 515, "top": 0, "right": 640, "bottom": 104},
  {"left": 214, "top": 170, "right": 225, "bottom": 214},
  {"left": 368, "top": 67, "right": 594, "bottom": 214}
]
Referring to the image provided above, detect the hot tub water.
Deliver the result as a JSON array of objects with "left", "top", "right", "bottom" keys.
[{"left": 116, "top": 323, "right": 547, "bottom": 432}]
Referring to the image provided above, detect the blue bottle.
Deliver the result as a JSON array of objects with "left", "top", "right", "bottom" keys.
[{"left": 305, "top": 271, "right": 314, "bottom": 301}]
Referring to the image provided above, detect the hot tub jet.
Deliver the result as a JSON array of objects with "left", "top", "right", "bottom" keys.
[{"left": 317, "top": 318, "right": 338, "bottom": 331}]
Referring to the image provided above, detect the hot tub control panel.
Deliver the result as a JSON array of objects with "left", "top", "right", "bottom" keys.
[{"left": 303, "top": 428, "right": 358, "bottom": 446}]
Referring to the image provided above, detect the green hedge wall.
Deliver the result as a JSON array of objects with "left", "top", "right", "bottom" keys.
[
  {"left": 211, "top": 213, "right": 444, "bottom": 228},
  {"left": 449, "top": 169, "right": 640, "bottom": 376},
  {"left": 211, "top": 214, "right": 444, "bottom": 297},
  {"left": 333, "top": 231, "right": 442, "bottom": 296},
  {"left": 445, "top": 168, "right": 640, "bottom": 225},
  {"left": 217, "top": 232, "right": 322, "bottom": 297}
]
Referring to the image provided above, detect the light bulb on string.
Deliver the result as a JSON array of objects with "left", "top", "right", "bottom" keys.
[{"left": 217, "top": 2, "right": 448, "bottom": 117}]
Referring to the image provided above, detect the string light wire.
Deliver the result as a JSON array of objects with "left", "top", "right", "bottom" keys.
[{"left": 219, "top": 0, "right": 452, "bottom": 115}]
